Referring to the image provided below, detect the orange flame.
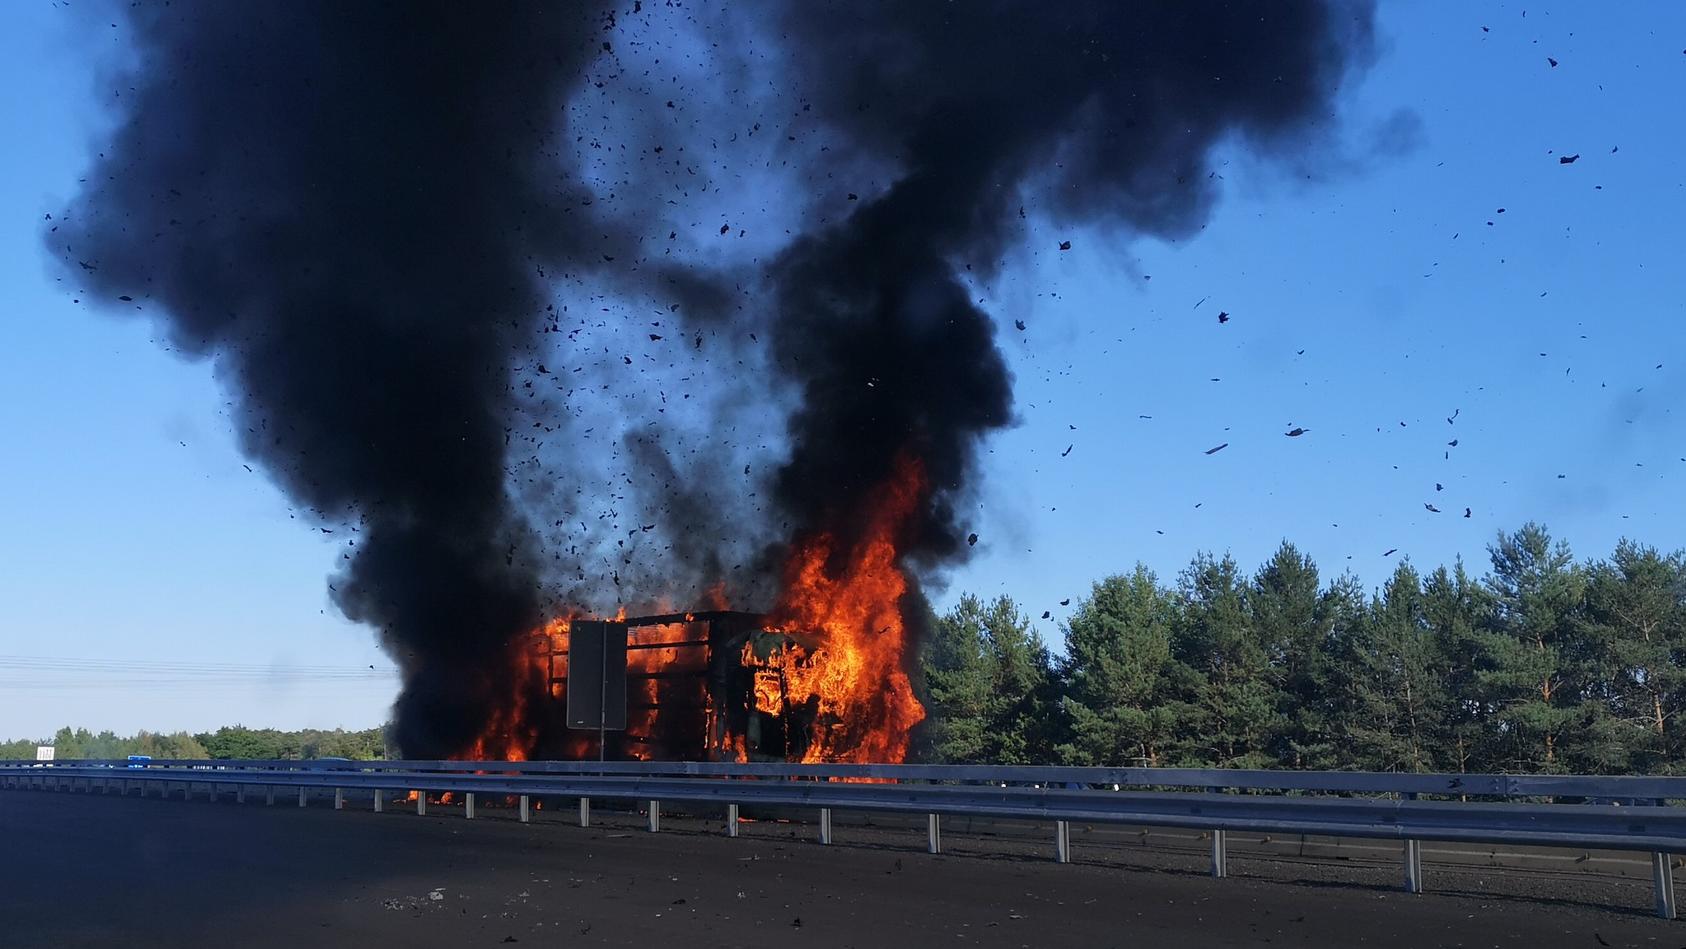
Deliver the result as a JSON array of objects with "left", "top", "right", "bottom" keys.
[
  {"left": 763, "top": 454, "right": 927, "bottom": 763},
  {"left": 450, "top": 457, "right": 928, "bottom": 765}
]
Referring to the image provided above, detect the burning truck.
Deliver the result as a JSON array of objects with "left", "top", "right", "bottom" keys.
[
  {"left": 461, "top": 459, "right": 929, "bottom": 765},
  {"left": 533, "top": 610, "right": 831, "bottom": 763}
]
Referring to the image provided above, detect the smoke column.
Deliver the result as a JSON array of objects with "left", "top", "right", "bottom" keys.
[
  {"left": 48, "top": 2, "right": 610, "bottom": 756},
  {"left": 49, "top": 0, "right": 1378, "bottom": 759},
  {"left": 760, "top": 0, "right": 1376, "bottom": 578}
]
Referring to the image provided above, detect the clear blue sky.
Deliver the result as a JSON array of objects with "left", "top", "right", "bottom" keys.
[{"left": 2, "top": 3, "right": 1683, "bottom": 738}]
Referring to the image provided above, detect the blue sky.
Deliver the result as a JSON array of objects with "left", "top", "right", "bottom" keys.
[{"left": 2, "top": 3, "right": 1683, "bottom": 738}]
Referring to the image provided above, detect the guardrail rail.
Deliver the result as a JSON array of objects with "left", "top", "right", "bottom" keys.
[{"left": 5, "top": 759, "right": 1682, "bottom": 918}]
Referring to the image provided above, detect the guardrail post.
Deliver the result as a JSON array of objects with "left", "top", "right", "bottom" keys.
[
  {"left": 464, "top": 792, "right": 476, "bottom": 820},
  {"left": 1402, "top": 791, "right": 1424, "bottom": 893},
  {"left": 208, "top": 784, "right": 218, "bottom": 803},
  {"left": 578, "top": 797, "right": 590, "bottom": 828},
  {"left": 265, "top": 786, "right": 275, "bottom": 806},
  {"left": 373, "top": 791, "right": 384, "bottom": 813},
  {"left": 1055, "top": 820, "right": 1071, "bottom": 864},
  {"left": 182, "top": 782, "right": 192, "bottom": 802},
  {"left": 727, "top": 803, "right": 739, "bottom": 837},
  {"left": 1210, "top": 829, "right": 1228, "bottom": 878},
  {"left": 417, "top": 792, "right": 427, "bottom": 816},
  {"left": 519, "top": 794, "right": 530, "bottom": 823},
  {"left": 235, "top": 785, "right": 245, "bottom": 804},
  {"left": 927, "top": 814, "right": 942, "bottom": 854},
  {"left": 819, "top": 808, "right": 833, "bottom": 845},
  {"left": 298, "top": 787, "right": 307, "bottom": 808},
  {"left": 334, "top": 787, "right": 345, "bottom": 811},
  {"left": 647, "top": 800, "right": 661, "bottom": 833},
  {"left": 1654, "top": 852, "right": 1677, "bottom": 920}
]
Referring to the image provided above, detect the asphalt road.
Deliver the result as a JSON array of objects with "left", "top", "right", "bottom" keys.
[{"left": 2, "top": 788, "right": 1681, "bottom": 948}]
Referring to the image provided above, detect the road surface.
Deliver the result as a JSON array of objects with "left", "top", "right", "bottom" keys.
[{"left": 1, "top": 788, "right": 1678, "bottom": 948}]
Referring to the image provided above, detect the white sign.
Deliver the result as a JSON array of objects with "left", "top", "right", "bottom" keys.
[{"left": 35, "top": 746, "right": 55, "bottom": 762}]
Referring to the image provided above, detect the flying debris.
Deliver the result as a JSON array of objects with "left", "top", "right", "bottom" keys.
[
  {"left": 1217, "top": 311, "right": 1230, "bottom": 324},
  {"left": 1284, "top": 427, "right": 1308, "bottom": 437},
  {"left": 51, "top": 0, "right": 1385, "bottom": 763},
  {"left": 1424, "top": 503, "right": 1440, "bottom": 513},
  {"left": 1559, "top": 154, "right": 1580, "bottom": 164},
  {"left": 1383, "top": 548, "right": 1398, "bottom": 557},
  {"left": 967, "top": 533, "right": 978, "bottom": 547},
  {"left": 1205, "top": 443, "right": 1229, "bottom": 455}
]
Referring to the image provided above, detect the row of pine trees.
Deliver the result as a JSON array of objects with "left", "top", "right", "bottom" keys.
[
  {"left": 918, "top": 524, "right": 1686, "bottom": 775},
  {"left": 2, "top": 725, "right": 389, "bottom": 762}
]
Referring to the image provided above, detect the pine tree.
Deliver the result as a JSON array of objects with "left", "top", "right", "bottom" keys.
[
  {"left": 921, "top": 594, "right": 1056, "bottom": 763},
  {"left": 1057, "top": 566, "right": 1189, "bottom": 766},
  {"left": 1250, "top": 543, "right": 1339, "bottom": 768},
  {"left": 1337, "top": 562, "right": 1449, "bottom": 772},
  {"left": 1422, "top": 561, "right": 1490, "bottom": 772},
  {"left": 1478, "top": 524, "right": 1588, "bottom": 772},
  {"left": 1582, "top": 541, "right": 1686, "bottom": 772},
  {"left": 1173, "top": 553, "right": 1279, "bottom": 767}
]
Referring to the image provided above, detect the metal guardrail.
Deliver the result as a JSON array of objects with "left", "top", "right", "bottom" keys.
[{"left": 4, "top": 759, "right": 1682, "bottom": 919}]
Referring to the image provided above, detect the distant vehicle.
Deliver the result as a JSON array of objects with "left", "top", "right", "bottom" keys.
[{"left": 126, "top": 755, "right": 151, "bottom": 769}]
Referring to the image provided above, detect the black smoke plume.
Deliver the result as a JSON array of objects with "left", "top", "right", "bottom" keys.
[
  {"left": 761, "top": 0, "right": 1375, "bottom": 572},
  {"left": 50, "top": 0, "right": 1377, "bottom": 760},
  {"left": 49, "top": 2, "right": 610, "bottom": 756}
]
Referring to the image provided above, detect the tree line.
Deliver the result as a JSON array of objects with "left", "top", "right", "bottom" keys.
[
  {"left": 917, "top": 523, "right": 1686, "bottom": 775},
  {"left": 0, "top": 725, "right": 388, "bottom": 761}
]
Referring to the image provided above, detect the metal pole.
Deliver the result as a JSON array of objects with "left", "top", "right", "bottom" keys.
[
  {"left": 598, "top": 623, "right": 608, "bottom": 762},
  {"left": 819, "top": 808, "right": 832, "bottom": 845},
  {"left": 236, "top": 785, "right": 245, "bottom": 804},
  {"left": 465, "top": 792, "right": 476, "bottom": 820},
  {"left": 417, "top": 793, "right": 427, "bottom": 816},
  {"left": 334, "top": 787, "right": 345, "bottom": 811},
  {"left": 298, "top": 787, "right": 307, "bottom": 808},
  {"left": 1654, "top": 852, "right": 1677, "bottom": 920},
  {"left": 1055, "top": 820, "right": 1071, "bottom": 864},
  {"left": 727, "top": 803, "right": 739, "bottom": 837},
  {"left": 1402, "top": 791, "right": 1424, "bottom": 893},
  {"left": 373, "top": 791, "right": 384, "bottom": 813},
  {"left": 927, "top": 814, "right": 941, "bottom": 854},
  {"left": 578, "top": 797, "right": 590, "bottom": 827},
  {"left": 265, "top": 786, "right": 275, "bottom": 806},
  {"left": 1210, "top": 829, "right": 1228, "bottom": 878},
  {"left": 519, "top": 794, "right": 530, "bottom": 824},
  {"left": 647, "top": 800, "right": 661, "bottom": 833}
]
